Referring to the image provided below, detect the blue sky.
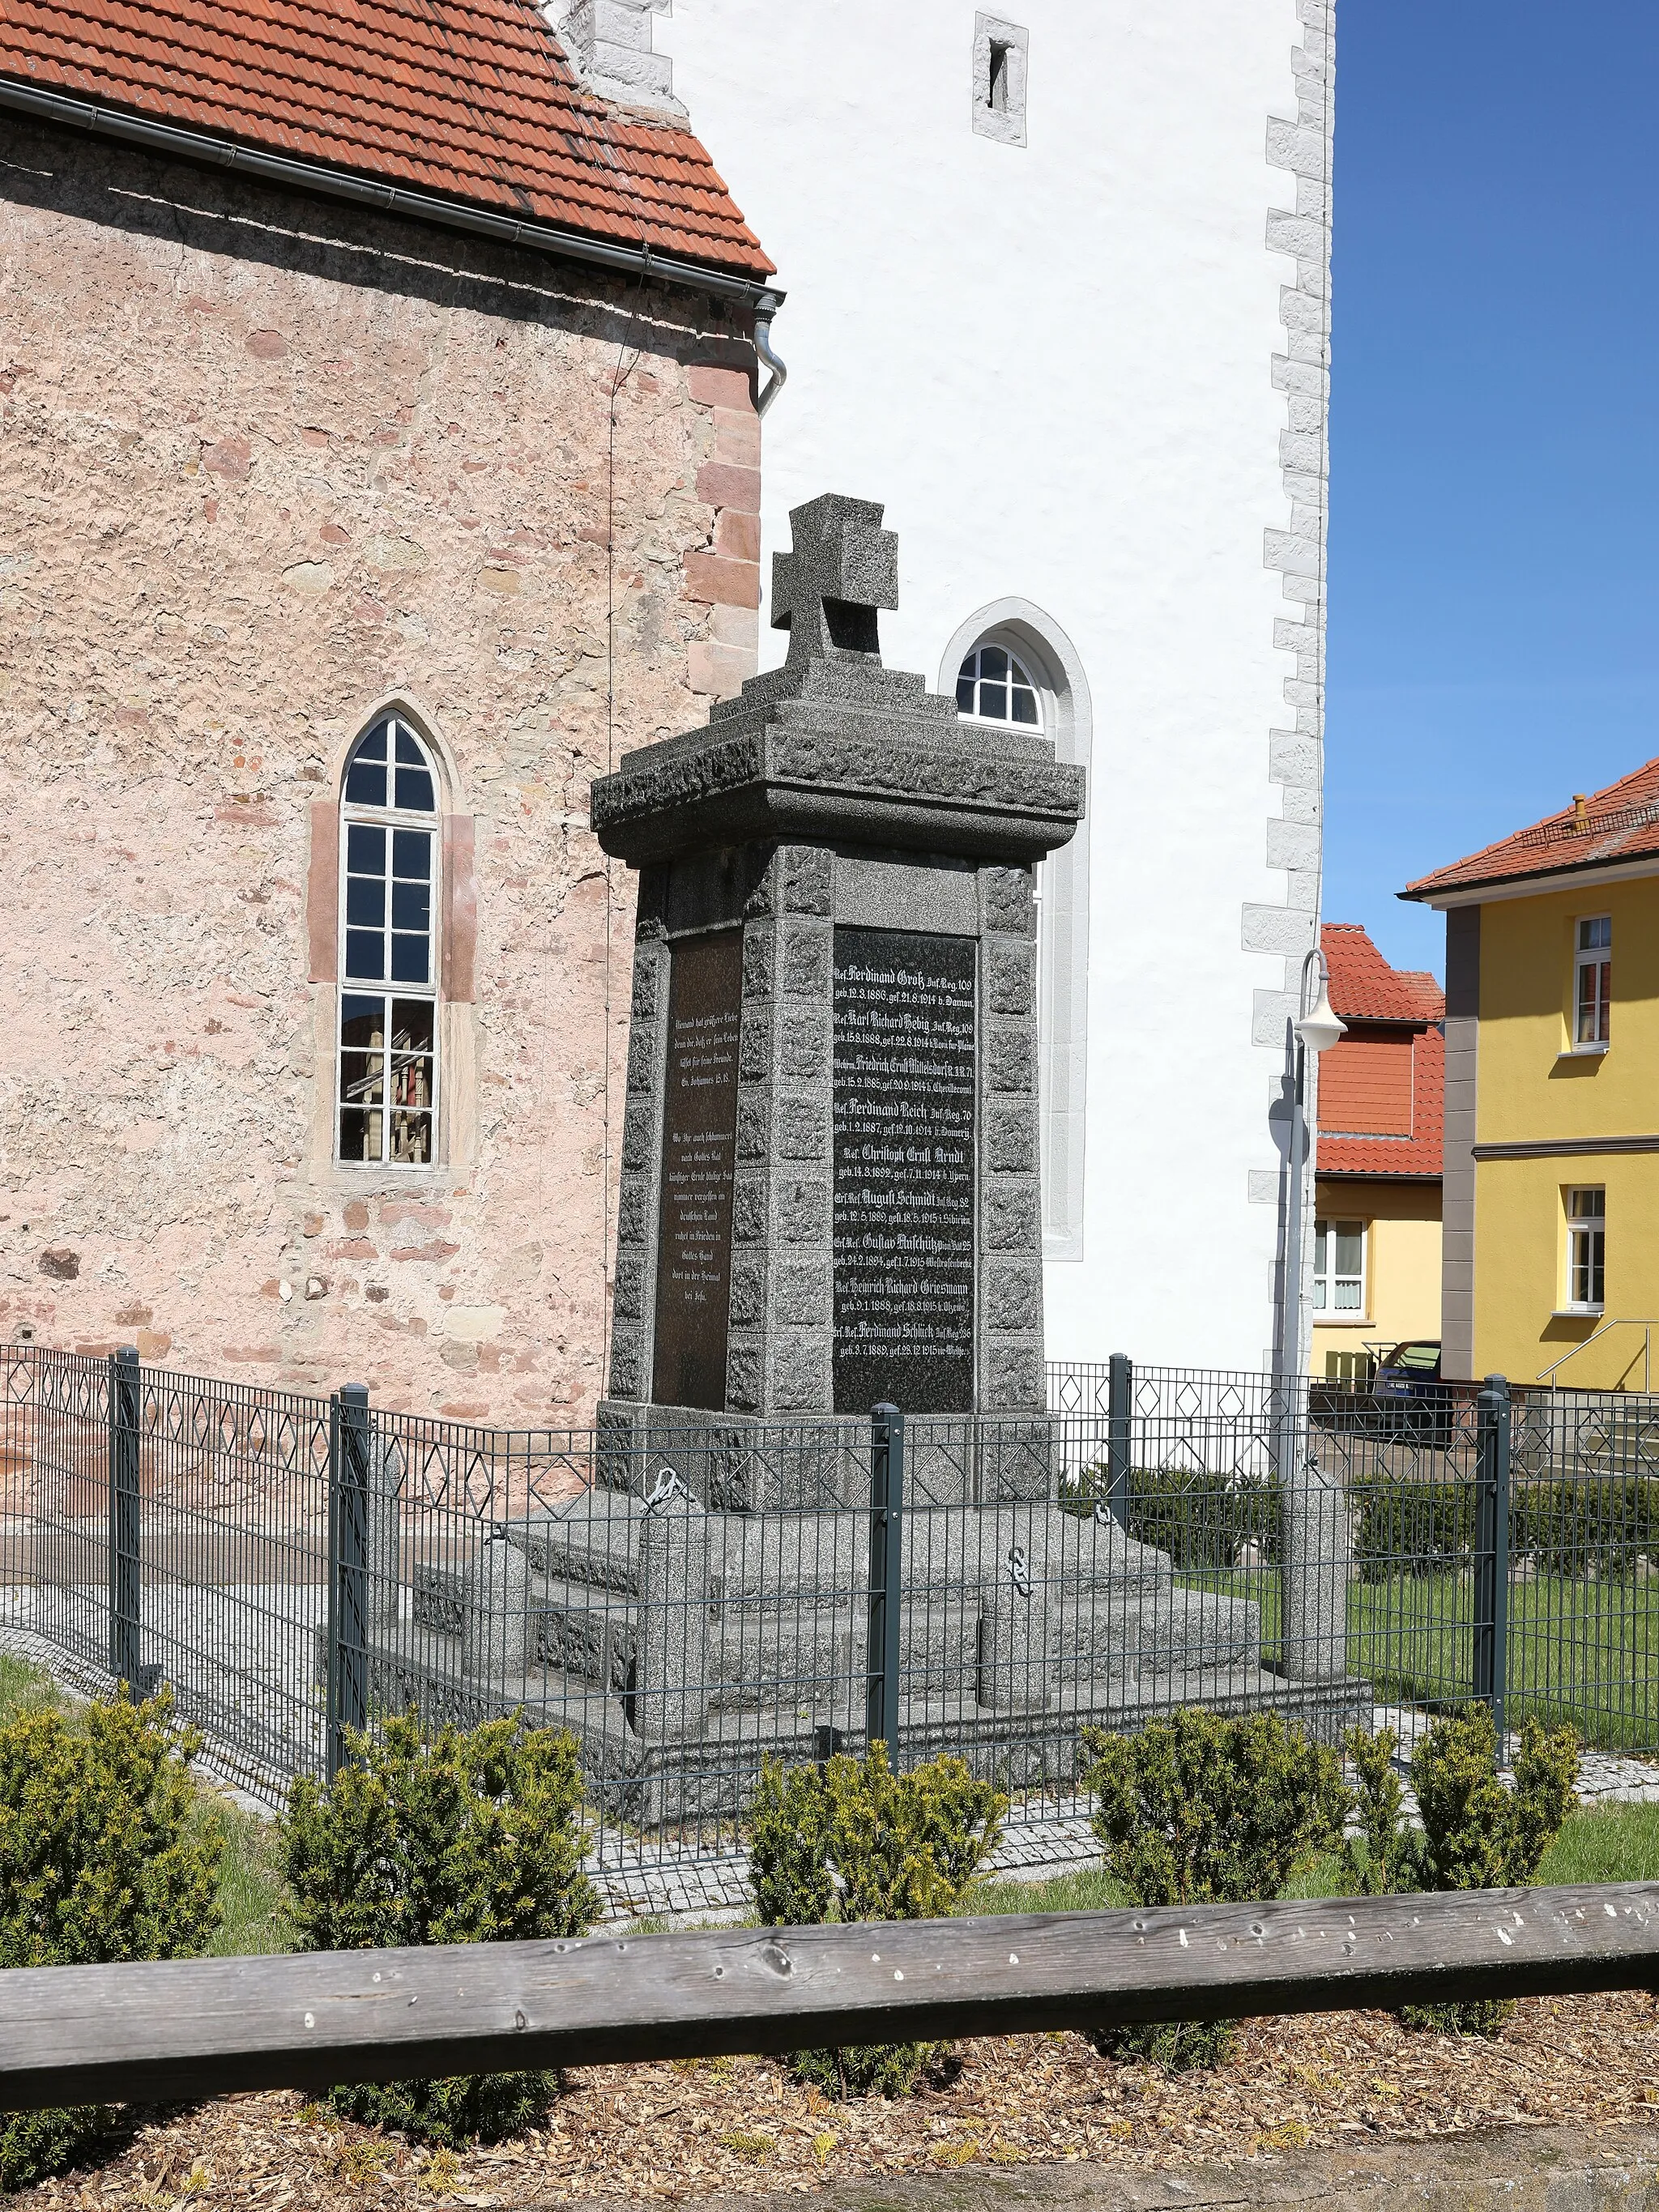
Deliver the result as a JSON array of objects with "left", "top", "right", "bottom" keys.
[{"left": 1324, "top": 0, "right": 1659, "bottom": 979}]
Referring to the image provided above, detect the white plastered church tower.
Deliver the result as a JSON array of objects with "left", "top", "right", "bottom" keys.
[{"left": 561, "top": 0, "right": 1337, "bottom": 1371}]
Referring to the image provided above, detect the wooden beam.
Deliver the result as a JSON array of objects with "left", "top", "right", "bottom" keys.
[{"left": 2, "top": 1883, "right": 1657, "bottom": 2112}]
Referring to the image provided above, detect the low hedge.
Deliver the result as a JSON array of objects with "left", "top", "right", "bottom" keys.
[
  {"left": 1069, "top": 1463, "right": 1659, "bottom": 1583},
  {"left": 1355, "top": 1473, "right": 1659, "bottom": 1583},
  {"left": 0, "top": 1689, "right": 224, "bottom": 2192},
  {"left": 1061, "top": 1464, "right": 1280, "bottom": 1572}
]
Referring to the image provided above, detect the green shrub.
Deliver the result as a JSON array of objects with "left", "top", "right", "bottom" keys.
[
  {"left": 0, "top": 1689, "right": 224, "bottom": 2192},
  {"left": 747, "top": 1743, "right": 1004, "bottom": 2098},
  {"left": 282, "top": 1711, "right": 599, "bottom": 2148},
  {"left": 1061, "top": 1464, "right": 1280, "bottom": 1573},
  {"left": 1081, "top": 1708, "right": 1347, "bottom": 2071},
  {"left": 1512, "top": 1476, "right": 1659, "bottom": 1581},
  {"left": 0, "top": 2107, "right": 116, "bottom": 2196},
  {"left": 1350, "top": 1477, "right": 1475, "bottom": 1583},
  {"left": 1341, "top": 1707, "right": 1578, "bottom": 2035},
  {"left": 1339, "top": 1720, "right": 1418, "bottom": 1897}
]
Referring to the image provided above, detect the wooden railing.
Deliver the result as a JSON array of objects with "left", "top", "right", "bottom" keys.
[{"left": 1, "top": 1884, "right": 1657, "bottom": 2112}]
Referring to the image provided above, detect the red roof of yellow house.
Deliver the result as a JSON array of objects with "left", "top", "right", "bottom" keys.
[
  {"left": 0, "top": 0, "right": 773, "bottom": 279},
  {"left": 1403, "top": 756, "right": 1659, "bottom": 901},
  {"left": 1321, "top": 921, "right": 1442, "bottom": 1024},
  {"left": 1317, "top": 924, "right": 1443, "bottom": 1181}
]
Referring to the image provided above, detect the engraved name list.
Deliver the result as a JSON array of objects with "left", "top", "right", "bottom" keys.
[
  {"left": 833, "top": 927, "right": 976, "bottom": 1414},
  {"left": 650, "top": 929, "right": 741, "bottom": 1410}
]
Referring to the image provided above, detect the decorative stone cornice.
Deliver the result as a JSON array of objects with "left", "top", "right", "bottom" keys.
[
  {"left": 591, "top": 709, "right": 1084, "bottom": 866},
  {"left": 593, "top": 494, "right": 1085, "bottom": 867}
]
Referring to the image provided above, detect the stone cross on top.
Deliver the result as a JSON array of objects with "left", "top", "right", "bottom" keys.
[{"left": 770, "top": 493, "right": 899, "bottom": 667}]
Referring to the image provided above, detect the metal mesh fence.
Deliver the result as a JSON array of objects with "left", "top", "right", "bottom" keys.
[
  {"left": 1054, "top": 1358, "right": 1659, "bottom": 1755},
  {"left": 3, "top": 1344, "right": 1657, "bottom": 1910}
]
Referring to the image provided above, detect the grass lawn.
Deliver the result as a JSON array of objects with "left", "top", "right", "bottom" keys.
[
  {"left": 1181, "top": 1563, "right": 1659, "bottom": 1752},
  {"left": 972, "top": 1797, "right": 1659, "bottom": 1918}
]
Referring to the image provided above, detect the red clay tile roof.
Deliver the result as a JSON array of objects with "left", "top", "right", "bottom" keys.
[
  {"left": 0, "top": 0, "right": 773, "bottom": 280},
  {"left": 1316, "top": 925, "right": 1443, "bottom": 1180},
  {"left": 1319, "top": 1025, "right": 1443, "bottom": 1179},
  {"left": 1322, "top": 923, "right": 1443, "bottom": 1025},
  {"left": 1403, "top": 755, "right": 1659, "bottom": 901}
]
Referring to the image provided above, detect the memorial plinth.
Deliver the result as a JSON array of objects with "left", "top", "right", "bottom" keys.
[{"left": 589, "top": 495, "right": 1085, "bottom": 1489}]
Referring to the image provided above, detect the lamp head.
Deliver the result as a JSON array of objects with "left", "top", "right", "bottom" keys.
[{"left": 1295, "top": 982, "right": 1346, "bottom": 1056}]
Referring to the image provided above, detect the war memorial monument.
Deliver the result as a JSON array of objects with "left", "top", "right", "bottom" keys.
[{"left": 361, "top": 497, "right": 1360, "bottom": 1818}]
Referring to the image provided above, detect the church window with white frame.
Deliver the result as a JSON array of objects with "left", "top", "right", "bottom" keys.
[
  {"left": 957, "top": 641, "right": 1042, "bottom": 727},
  {"left": 972, "top": 15, "right": 1029, "bottom": 147},
  {"left": 945, "top": 607, "right": 1091, "bottom": 1262},
  {"left": 337, "top": 715, "right": 440, "bottom": 1168}
]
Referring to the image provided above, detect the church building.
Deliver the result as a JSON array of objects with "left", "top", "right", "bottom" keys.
[
  {"left": 1, "top": 0, "right": 1336, "bottom": 1413},
  {"left": 0, "top": 0, "right": 778, "bottom": 1419}
]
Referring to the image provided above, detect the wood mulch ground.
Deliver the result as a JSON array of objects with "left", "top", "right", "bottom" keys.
[{"left": 17, "top": 1991, "right": 1659, "bottom": 2210}]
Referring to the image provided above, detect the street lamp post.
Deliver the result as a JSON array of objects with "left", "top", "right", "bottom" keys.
[
  {"left": 1276, "top": 944, "right": 1348, "bottom": 1686},
  {"left": 1279, "top": 945, "right": 1346, "bottom": 1387}
]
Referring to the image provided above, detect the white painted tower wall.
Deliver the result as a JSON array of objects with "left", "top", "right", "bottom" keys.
[{"left": 572, "top": 0, "right": 1335, "bottom": 1374}]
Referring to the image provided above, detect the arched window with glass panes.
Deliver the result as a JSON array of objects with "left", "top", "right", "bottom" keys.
[
  {"left": 956, "top": 642, "right": 1043, "bottom": 730},
  {"left": 945, "top": 608, "right": 1092, "bottom": 1262},
  {"left": 336, "top": 715, "right": 440, "bottom": 1168}
]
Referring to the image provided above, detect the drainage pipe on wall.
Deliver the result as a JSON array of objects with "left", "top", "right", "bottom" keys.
[{"left": 753, "top": 292, "right": 788, "bottom": 415}]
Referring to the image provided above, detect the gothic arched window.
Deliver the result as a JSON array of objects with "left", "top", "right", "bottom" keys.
[
  {"left": 944, "top": 608, "right": 1093, "bottom": 1261},
  {"left": 336, "top": 714, "right": 439, "bottom": 1167},
  {"left": 957, "top": 642, "right": 1043, "bottom": 729}
]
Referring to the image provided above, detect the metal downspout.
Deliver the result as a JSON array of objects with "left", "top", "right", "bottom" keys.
[{"left": 753, "top": 291, "right": 788, "bottom": 415}]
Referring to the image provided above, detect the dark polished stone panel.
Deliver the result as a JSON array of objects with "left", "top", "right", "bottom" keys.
[
  {"left": 833, "top": 927, "right": 976, "bottom": 1414},
  {"left": 652, "top": 930, "right": 742, "bottom": 1410}
]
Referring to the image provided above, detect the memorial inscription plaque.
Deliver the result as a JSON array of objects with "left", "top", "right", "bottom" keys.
[
  {"left": 651, "top": 929, "right": 742, "bottom": 1410},
  {"left": 833, "top": 927, "right": 976, "bottom": 1413}
]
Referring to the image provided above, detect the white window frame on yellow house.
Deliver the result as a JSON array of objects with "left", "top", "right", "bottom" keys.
[
  {"left": 1563, "top": 1185, "right": 1606, "bottom": 1315},
  {"left": 1572, "top": 914, "right": 1612, "bottom": 1052},
  {"left": 1313, "top": 1217, "right": 1367, "bottom": 1319}
]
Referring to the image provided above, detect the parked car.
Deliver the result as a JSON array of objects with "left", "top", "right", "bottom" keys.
[{"left": 1372, "top": 1339, "right": 1453, "bottom": 1441}]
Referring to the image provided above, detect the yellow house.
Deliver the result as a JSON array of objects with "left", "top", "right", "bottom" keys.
[
  {"left": 1311, "top": 924, "right": 1443, "bottom": 1383},
  {"left": 1404, "top": 760, "right": 1659, "bottom": 1389}
]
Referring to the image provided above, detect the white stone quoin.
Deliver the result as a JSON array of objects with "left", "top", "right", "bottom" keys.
[{"left": 659, "top": 0, "right": 1335, "bottom": 1370}]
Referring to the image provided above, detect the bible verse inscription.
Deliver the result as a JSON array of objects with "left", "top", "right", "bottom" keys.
[
  {"left": 833, "top": 927, "right": 976, "bottom": 1414},
  {"left": 651, "top": 930, "right": 742, "bottom": 1410}
]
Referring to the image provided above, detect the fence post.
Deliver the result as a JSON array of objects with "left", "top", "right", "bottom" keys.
[
  {"left": 326, "top": 1384, "right": 371, "bottom": 1779},
  {"left": 1277, "top": 1370, "right": 1352, "bottom": 1684},
  {"left": 1473, "top": 1372, "right": 1512, "bottom": 1749},
  {"left": 1106, "top": 1353, "right": 1132, "bottom": 1526},
  {"left": 106, "top": 1346, "right": 142, "bottom": 1690},
  {"left": 867, "top": 1404, "right": 905, "bottom": 1756}
]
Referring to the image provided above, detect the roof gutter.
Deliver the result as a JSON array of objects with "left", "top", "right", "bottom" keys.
[
  {"left": 0, "top": 74, "right": 783, "bottom": 313},
  {"left": 1402, "top": 847, "right": 1659, "bottom": 910}
]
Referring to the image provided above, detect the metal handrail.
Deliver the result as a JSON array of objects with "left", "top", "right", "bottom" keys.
[{"left": 1537, "top": 1317, "right": 1659, "bottom": 1390}]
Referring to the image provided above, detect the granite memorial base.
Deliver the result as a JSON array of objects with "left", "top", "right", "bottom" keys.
[
  {"left": 594, "top": 1400, "right": 1053, "bottom": 1510},
  {"left": 341, "top": 1459, "right": 1367, "bottom": 1830}
]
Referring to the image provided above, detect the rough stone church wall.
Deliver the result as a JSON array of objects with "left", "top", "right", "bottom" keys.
[{"left": 0, "top": 118, "right": 762, "bottom": 1423}]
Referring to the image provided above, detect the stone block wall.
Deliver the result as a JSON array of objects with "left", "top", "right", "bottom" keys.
[
  {"left": 0, "top": 120, "right": 761, "bottom": 1424},
  {"left": 1248, "top": 0, "right": 1337, "bottom": 1367}
]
